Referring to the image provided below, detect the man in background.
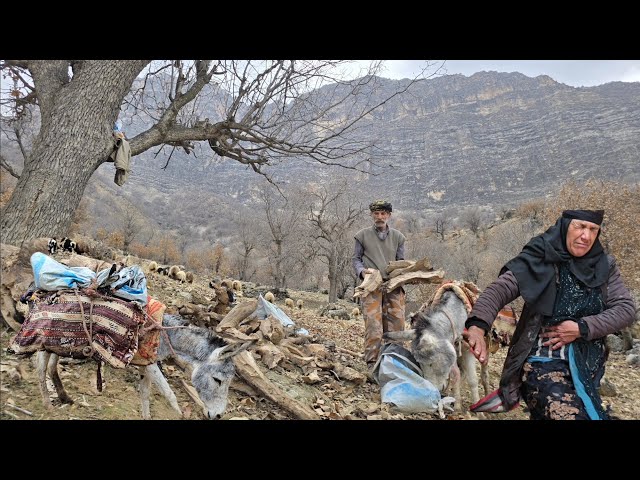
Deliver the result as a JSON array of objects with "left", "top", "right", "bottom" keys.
[{"left": 352, "top": 200, "right": 407, "bottom": 375}]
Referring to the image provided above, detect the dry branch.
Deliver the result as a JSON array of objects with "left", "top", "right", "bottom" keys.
[
  {"left": 180, "top": 379, "right": 207, "bottom": 416},
  {"left": 5, "top": 402, "right": 33, "bottom": 416},
  {"left": 385, "top": 260, "right": 413, "bottom": 272},
  {"left": 216, "top": 299, "right": 258, "bottom": 332},
  {"left": 230, "top": 378, "right": 258, "bottom": 396},
  {"left": 384, "top": 269, "right": 445, "bottom": 292},
  {"left": 353, "top": 270, "right": 383, "bottom": 299},
  {"left": 234, "top": 351, "right": 320, "bottom": 420},
  {"left": 335, "top": 346, "right": 363, "bottom": 358},
  {"left": 388, "top": 257, "right": 433, "bottom": 278}
]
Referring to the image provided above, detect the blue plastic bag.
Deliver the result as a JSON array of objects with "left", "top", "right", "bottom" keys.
[
  {"left": 373, "top": 343, "right": 454, "bottom": 414},
  {"left": 31, "top": 252, "right": 148, "bottom": 307},
  {"left": 31, "top": 252, "right": 95, "bottom": 290}
]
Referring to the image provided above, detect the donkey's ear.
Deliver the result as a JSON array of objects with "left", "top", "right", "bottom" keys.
[
  {"left": 217, "top": 340, "right": 255, "bottom": 360},
  {"left": 383, "top": 329, "right": 416, "bottom": 342}
]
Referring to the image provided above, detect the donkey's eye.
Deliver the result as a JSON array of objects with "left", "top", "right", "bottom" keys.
[{"left": 212, "top": 378, "right": 222, "bottom": 385}]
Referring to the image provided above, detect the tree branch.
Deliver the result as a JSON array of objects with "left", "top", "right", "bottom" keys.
[{"left": 0, "top": 154, "right": 20, "bottom": 178}]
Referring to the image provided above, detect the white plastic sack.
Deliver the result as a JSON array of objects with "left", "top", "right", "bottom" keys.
[
  {"left": 254, "top": 294, "right": 309, "bottom": 336},
  {"left": 378, "top": 354, "right": 443, "bottom": 414}
]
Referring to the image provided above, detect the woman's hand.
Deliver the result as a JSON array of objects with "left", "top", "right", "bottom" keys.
[
  {"left": 463, "top": 326, "right": 488, "bottom": 364},
  {"left": 540, "top": 320, "right": 581, "bottom": 350}
]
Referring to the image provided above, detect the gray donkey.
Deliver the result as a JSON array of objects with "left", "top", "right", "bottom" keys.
[
  {"left": 383, "top": 290, "right": 490, "bottom": 412},
  {"left": 36, "top": 313, "right": 252, "bottom": 419}
]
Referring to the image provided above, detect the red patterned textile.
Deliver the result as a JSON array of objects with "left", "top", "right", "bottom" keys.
[
  {"left": 10, "top": 290, "right": 144, "bottom": 368},
  {"left": 130, "top": 296, "right": 166, "bottom": 366}
]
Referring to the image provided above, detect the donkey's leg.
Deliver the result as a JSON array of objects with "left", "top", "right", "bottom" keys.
[
  {"left": 460, "top": 349, "right": 485, "bottom": 418},
  {"left": 480, "top": 358, "right": 491, "bottom": 397},
  {"left": 37, "top": 351, "right": 53, "bottom": 409},
  {"left": 138, "top": 366, "right": 153, "bottom": 420},
  {"left": 460, "top": 350, "right": 481, "bottom": 406},
  {"left": 146, "top": 363, "right": 183, "bottom": 417},
  {"left": 47, "top": 354, "right": 73, "bottom": 404},
  {"left": 448, "top": 363, "right": 462, "bottom": 412}
]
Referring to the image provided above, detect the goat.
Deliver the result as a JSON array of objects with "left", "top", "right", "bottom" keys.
[
  {"left": 48, "top": 238, "right": 58, "bottom": 254},
  {"left": 148, "top": 261, "right": 158, "bottom": 272},
  {"left": 60, "top": 237, "right": 77, "bottom": 253},
  {"left": 383, "top": 290, "right": 489, "bottom": 412},
  {"left": 296, "top": 299, "right": 304, "bottom": 310},
  {"left": 175, "top": 271, "right": 187, "bottom": 283},
  {"left": 284, "top": 298, "right": 295, "bottom": 308},
  {"left": 232, "top": 280, "right": 242, "bottom": 292},
  {"left": 352, "top": 307, "right": 360, "bottom": 318},
  {"left": 264, "top": 291, "right": 275, "bottom": 303},
  {"left": 168, "top": 265, "right": 180, "bottom": 279},
  {"left": 185, "top": 271, "right": 194, "bottom": 283},
  {"left": 35, "top": 314, "right": 252, "bottom": 419}
]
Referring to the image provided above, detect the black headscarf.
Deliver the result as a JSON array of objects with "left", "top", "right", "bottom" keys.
[{"left": 501, "top": 210, "right": 609, "bottom": 316}]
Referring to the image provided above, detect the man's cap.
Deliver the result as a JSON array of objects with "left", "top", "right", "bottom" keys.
[
  {"left": 562, "top": 209, "right": 604, "bottom": 225},
  {"left": 369, "top": 200, "right": 392, "bottom": 212}
]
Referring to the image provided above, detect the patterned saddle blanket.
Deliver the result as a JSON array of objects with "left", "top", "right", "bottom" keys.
[{"left": 10, "top": 289, "right": 145, "bottom": 368}]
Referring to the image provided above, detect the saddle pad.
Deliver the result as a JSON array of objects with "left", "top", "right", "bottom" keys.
[
  {"left": 10, "top": 290, "right": 144, "bottom": 368},
  {"left": 130, "top": 296, "right": 166, "bottom": 366}
]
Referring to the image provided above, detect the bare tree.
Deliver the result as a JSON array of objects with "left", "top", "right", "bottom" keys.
[
  {"left": 461, "top": 206, "right": 484, "bottom": 237},
  {"left": 0, "top": 60, "right": 436, "bottom": 246},
  {"left": 450, "top": 240, "right": 483, "bottom": 284},
  {"left": 434, "top": 209, "right": 453, "bottom": 241},
  {"left": 307, "top": 180, "right": 364, "bottom": 303},
  {"left": 257, "top": 185, "right": 301, "bottom": 289},
  {"left": 232, "top": 216, "right": 259, "bottom": 281},
  {"left": 121, "top": 204, "right": 144, "bottom": 253}
]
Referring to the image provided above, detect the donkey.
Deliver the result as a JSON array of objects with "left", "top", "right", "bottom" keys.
[
  {"left": 36, "top": 314, "right": 252, "bottom": 419},
  {"left": 383, "top": 290, "right": 490, "bottom": 412}
]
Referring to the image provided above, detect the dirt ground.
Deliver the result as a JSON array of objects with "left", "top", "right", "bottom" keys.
[{"left": 1, "top": 275, "right": 639, "bottom": 421}]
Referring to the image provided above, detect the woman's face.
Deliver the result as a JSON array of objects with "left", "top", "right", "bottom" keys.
[{"left": 566, "top": 219, "right": 600, "bottom": 257}]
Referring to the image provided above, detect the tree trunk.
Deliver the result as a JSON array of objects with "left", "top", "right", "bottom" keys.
[
  {"left": 274, "top": 240, "right": 284, "bottom": 289},
  {"left": 1, "top": 61, "right": 147, "bottom": 246},
  {"left": 328, "top": 250, "right": 338, "bottom": 303}
]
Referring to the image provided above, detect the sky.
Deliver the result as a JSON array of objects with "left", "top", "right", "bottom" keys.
[{"left": 374, "top": 60, "right": 640, "bottom": 87}]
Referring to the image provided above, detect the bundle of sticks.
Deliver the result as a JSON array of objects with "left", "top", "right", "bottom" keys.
[{"left": 353, "top": 257, "right": 444, "bottom": 299}]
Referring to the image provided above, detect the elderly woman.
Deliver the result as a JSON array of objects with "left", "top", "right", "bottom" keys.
[{"left": 464, "top": 209, "right": 636, "bottom": 419}]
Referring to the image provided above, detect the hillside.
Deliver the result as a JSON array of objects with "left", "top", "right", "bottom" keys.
[{"left": 1, "top": 236, "right": 639, "bottom": 421}]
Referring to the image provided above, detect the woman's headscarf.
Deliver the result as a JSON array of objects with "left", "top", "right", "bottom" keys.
[{"left": 501, "top": 209, "right": 609, "bottom": 315}]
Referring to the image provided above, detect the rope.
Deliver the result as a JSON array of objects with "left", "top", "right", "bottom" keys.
[
  {"left": 73, "top": 289, "right": 95, "bottom": 358},
  {"left": 160, "top": 328, "right": 181, "bottom": 359},
  {"left": 96, "top": 362, "right": 103, "bottom": 392}
]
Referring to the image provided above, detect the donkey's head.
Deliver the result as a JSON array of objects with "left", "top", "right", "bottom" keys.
[
  {"left": 410, "top": 309, "right": 458, "bottom": 391},
  {"left": 384, "top": 304, "right": 459, "bottom": 393},
  {"left": 190, "top": 339, "right": 253, "bottom": 420}
]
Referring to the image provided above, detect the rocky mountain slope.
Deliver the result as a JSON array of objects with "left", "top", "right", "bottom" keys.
[{"left": 76, "top": 72, "right": 640, "bottom": 238}]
